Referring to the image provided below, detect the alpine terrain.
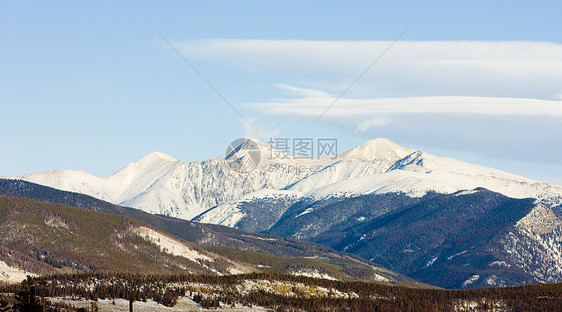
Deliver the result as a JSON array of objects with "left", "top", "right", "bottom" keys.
[
  {"left": 14, "top": 138, "right": 562, "bottom": 220},
  {"left": 7, "top": 138, "right": 562, "bottom": 288}
]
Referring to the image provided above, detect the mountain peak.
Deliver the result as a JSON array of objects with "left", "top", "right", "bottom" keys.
[
  {"left": 112, "top": 152, "right": 177, "bottom": 177},
  {"left": 139, "top": 151, "right": 177, "bottom": 163},
  {"left": 221, "top": 138, "right": 293, "bottom": 165},
  {"left": 341, "top": 138, "right": 414, "bottom": 161}
]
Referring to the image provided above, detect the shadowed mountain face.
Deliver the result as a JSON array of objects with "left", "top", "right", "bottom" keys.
[
  {"left": 554, "top": 204, "right": 562, "bottom": 218},
  {"left": 0, "top": 179, "right": 415, "bottom": 285},
  {"left": 264, "top": 190, "right": 562, "bottom": 289}
]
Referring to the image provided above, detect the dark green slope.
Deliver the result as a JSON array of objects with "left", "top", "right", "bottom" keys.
[
  {"left": 0, "top": 179, "right": 417, "bottom": 285},
  {"left": 0, "top": 196, "right": 224, "bottom": 275},
  {"left": 0, "top": 195, "right": 420, "bottom": 283},
  {"left": 0, "top": 179, "right": 373, "bottom": 257},
  {"left": 267, "top": 189, "right": 548, "bottom": 288}
]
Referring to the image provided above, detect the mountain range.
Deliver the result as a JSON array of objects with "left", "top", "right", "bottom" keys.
[
  {"left": 4, "top": 138, "right": 562, "bottom": 288},
  {"left": 13, "top": 138, "right": 562, "bottom": 221}
]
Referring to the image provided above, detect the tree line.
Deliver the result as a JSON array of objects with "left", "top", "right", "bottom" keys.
[{"left": 0, "top": 272, "right": 561, "bottom": 311}]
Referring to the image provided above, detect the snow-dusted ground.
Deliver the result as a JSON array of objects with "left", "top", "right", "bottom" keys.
[
  {"left": 47, "top": 276, "right": 363, "bottom": 311},
  {"left": 14, "top": 138, "right": 562, "bottom": 222},
  {"left": 134, "top": 227, "right": 213, "bottom": 263},
  {"left": 237, "top": 279, "right": 358, "bottom": 299},
  {"left": 451, "top": 299, "right": 508, "bottom": 312},
  {"left": 0, "top": 259, "right": 34, "bottom": 283},
  {"left": 290, "top": 269, "right": 337, "bottom": 280},
  {"left": 461, "top": 275, "right": 481, "bottom": 288},
  {"left": 48, "top": 298, "right": 270, "bottom": 312}
]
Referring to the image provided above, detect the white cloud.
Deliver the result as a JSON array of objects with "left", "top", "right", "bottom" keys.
[
  {"left": 181, "top": 39, "right": 562, "bottom": 126},
  {"left": 274, "top": 84, "right": 331, "bottom": 98},
  {"left": 355, "top": 117, "right": 393, "bottom": 132},
  {"left": 245, "top": 89, "right": 562, "bottom": 118},
  {"left": 181, "top": 39, "right": 562, "bottom": 99}
]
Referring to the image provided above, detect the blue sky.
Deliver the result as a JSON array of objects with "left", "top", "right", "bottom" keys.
[{"left": 1, "top": 1, "right": 561, "bottom": 185}]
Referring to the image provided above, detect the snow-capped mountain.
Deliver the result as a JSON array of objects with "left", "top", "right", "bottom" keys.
[
  {"left": 15, "top": 138, "right": 562, "bottom": 221},
  {"left": 9, "top": 138, "right": 562, "bottom": 288}
]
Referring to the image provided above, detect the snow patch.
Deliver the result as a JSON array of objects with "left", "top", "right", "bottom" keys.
[
  {"left": 455, "top": 189, "right": 478, "bottom": 196},
  {"left": 486, "top": 275, "right": 498, "bottom": 286},
  {"left": 241, "top": 234, "right": 278, "bottom": 241},
  {"left": 296, "top": 208, "right": 314, "bottom": 217},
  {"left": 372, "top": 274, "right": 389, "bottom": 283},
  {"left": 462, "top": 275, "right": 480, "bottom": 288},
  {"left": 291, "top": 270, "right": 337, "bottom": 280},
  {"left": 0, "top": 260, "right": 34, "bottom": 283},
  {"left": 49, "top": 297, "right": 262, "bottom": 312},
  {"left": 489, "top": 261, "right": 511, "bottom": 268},
  {"left": 133, "top": 227, "right": 213, "bottom": 263},
  {"left": 425, "top": 256, "right": 438, "bottom": 268},
  {"left": 447, "top": 250, "right": 468, "bottom": 260},
  {"left": 228, "top": 267, "right": 245, "bottom": 275},
  {"left": 516, "top": 202, "right": 561, "bottom": 234}
]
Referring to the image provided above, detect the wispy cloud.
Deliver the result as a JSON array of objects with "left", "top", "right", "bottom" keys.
[
  {"left": 180, "top": 39, "right": 562, "bottom": 100},
  {"left": 246, "top": 91, "right": 562, "bottom": 118},
  {"left": 274, "top": 84, "right": 331, "bottom": 98},
  {"left": 181, "top": 39, "right": 562, "bottom": 122}
]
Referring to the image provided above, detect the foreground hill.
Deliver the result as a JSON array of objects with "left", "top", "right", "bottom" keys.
[
  {"left": 0, "top": 180, "right": 414, "bottom": 285},
  {"left": 0, "top": 179, "right": 381, "bottom": 259},
  {"left": 0, "top": 196, "right": 233, "bottom": 278}
]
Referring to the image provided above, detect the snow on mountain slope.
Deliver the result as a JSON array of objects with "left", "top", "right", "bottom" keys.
[
  {"left": 500, "top": 202, "right": 562, "bottom": 282},
  {"left": 0, "top": 259, "right": 35, "bottom": 283},
  {"left": 300, "top": 159, "right": 560, "bottom": 202},
  {"left": 340, "top": 138, "right": 414, "bottom": 161},
  {"left": 21, "top": 152, "right": 178, "bottom": 204},
  {"left": 16, "top": 139, "right": 562, "bottom": 220},
  {"left": 133, "top": 226, "right": 213, "bottom": 263}
]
